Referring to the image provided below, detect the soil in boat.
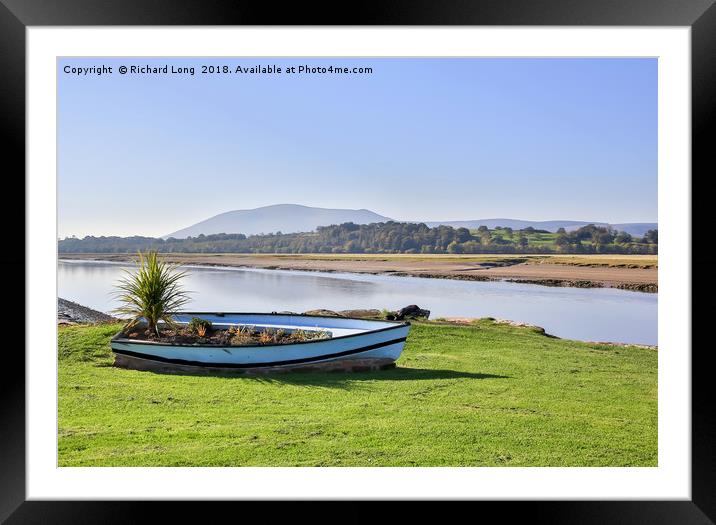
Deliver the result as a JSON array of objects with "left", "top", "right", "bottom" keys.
[{"left": 121, "top": 323, "right": 330, "bottom": 346}]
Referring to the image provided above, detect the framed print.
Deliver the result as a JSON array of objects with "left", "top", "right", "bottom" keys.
[{"left": 3, "top": 0, "right": 713, "bottom": 522}]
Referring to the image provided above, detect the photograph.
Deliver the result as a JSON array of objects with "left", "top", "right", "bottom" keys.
[
  {"left": 1, "top": 0, "right": 708, "bottom": 516},
  {"left": 55, "top": 56, "right": 659, "bottom": 468}
]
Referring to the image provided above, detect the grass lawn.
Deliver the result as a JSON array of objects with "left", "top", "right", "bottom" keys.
[{"left": 58, "top": 320, "right": 657, "bottom": 467}]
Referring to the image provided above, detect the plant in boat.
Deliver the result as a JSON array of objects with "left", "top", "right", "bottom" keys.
[
  {"left": 229, "top": 325, "right": 255, "bottom": 345},
  {"left": 292, "top": 328, "right": 330, "bottom": 341},
  {"left": 258, "top": 329, "right": 275, "bottom": 344},
  {"left": 188, "top": 317, "right": 212, "bottom": 337},
  {"left": 113, "top": 251, "right": 191, "bottom": 336}
]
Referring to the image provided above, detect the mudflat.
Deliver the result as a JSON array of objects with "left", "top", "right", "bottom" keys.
[
  {"left": 478, "top": 261, "right": 656, "bottom": 285},
  {"left": 60, "top": 253, "right": 657, "bottom": 291}
]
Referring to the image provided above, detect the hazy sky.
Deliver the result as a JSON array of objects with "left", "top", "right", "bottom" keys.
[{"left": 58, "top": 57, "right": 657, "bottom": 238}]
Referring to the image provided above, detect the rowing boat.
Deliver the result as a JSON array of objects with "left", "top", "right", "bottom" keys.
[{"left": 110, "top": 312, "right": 411, "bottom": 374}]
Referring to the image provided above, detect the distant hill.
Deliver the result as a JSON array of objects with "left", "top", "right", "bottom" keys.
[
  {"left": 165, "top": 204, "right": 393, "bottom": 239},
  {"left": 608, "top": 223, "right": 659, "bottom": 237},
  {"left": 164, "top": 204, "right": 656, "bottom": 239},
  {"left": 424, "top": 219, "right": 657, "bottom": 237}
]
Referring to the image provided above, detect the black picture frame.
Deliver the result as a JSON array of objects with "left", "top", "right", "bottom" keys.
[{"left": 3, "top": 1, "right": 711, "bottom": 522}]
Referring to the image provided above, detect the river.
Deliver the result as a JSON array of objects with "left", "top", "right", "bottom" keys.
[{"left": 58, "top": 260, "right": 657, "bottom": 345}]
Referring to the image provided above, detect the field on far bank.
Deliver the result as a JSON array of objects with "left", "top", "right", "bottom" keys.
[
  {"left": 61, "top": 252, "right": 658, "bottom": 265},
  {"left": 58, "top": 320, "right": 657, "bottom": 467}
]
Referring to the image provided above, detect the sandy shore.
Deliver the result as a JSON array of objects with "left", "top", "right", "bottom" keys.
[{"left": 60, "top": 253, "right": 657, "bottom": 292}]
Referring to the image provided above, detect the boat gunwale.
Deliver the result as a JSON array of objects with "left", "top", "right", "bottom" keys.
[{"left": 110, "top": 311, "right": 411, "bottom": 349}]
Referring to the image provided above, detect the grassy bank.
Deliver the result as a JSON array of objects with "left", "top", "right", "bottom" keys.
[{"left": 58, "top": 321, "right": 657, "bottom": 467}]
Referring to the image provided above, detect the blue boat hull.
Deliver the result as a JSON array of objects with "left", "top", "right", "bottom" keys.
[{"left": 110, "top": 312, "right": 411, "bottom": 373}]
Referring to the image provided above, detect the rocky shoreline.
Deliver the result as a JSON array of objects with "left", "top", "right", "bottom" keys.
[
  {"left": 58, "top": 298, "right": 118, "bottom": 325},
  {"left": 503, "top": 278, "right": 657, "bottom": 293},
  {"left": 342, "top": 271, "right": 658, "bottom": 293}
]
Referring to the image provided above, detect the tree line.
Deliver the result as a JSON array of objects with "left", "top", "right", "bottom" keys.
[{"left": 59, "top": 222, "right": 658, "bottom": 254}]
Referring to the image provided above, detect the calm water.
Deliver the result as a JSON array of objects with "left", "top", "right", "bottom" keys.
[{"left": 58, "top": 260, "right": 657, "bottom": 345}]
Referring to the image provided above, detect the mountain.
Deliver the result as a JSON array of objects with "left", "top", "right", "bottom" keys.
[
  {"left": 609, "top": 223, "right": 659, "bottom": 236},
  {"left": 165, "top": 204, "right": 393, "bottom": 239},
  {"left": 165, "top": 204, "right": 657, "bottom": 239},
  {"left": 424, "top": 219, "right": 657, "bottom": 237}
]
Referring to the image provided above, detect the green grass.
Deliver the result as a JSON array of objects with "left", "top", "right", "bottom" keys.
[{"left": 58, "top": 321, "right": 657, "bottom": 467}]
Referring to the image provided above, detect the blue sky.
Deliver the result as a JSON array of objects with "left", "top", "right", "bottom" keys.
[{"left": 58, "top": 57, "right": 657, "bottom": 238}]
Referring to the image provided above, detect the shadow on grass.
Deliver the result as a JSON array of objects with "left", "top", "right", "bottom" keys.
[
  {"left": 222, "top": 367, "right": 509, "bottom": 388},
  {"left": 113, "top": 362, "right": 509, "bottom": 386}
]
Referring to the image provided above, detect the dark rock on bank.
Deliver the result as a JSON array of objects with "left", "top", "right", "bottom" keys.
[{"left": 385, "top": 304, "right": 431, "bottom": 321}]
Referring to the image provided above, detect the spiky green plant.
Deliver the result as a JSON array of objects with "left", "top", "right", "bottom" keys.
[{"left": 113, "top": 251, "right": 191, "bottom": 336}]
